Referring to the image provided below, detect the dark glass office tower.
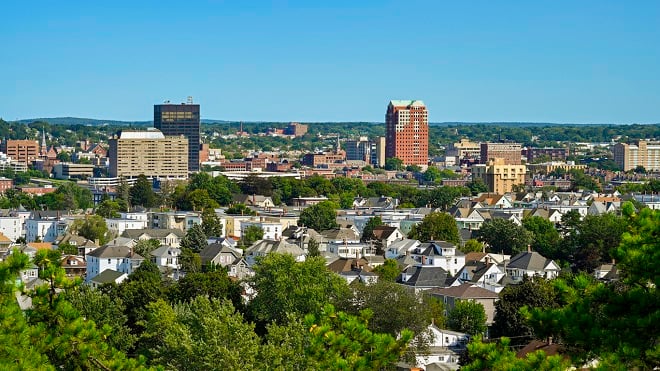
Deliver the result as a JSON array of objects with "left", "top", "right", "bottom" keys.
[{"left": 154, "top": 103, "right": 200, "bottom": 171}]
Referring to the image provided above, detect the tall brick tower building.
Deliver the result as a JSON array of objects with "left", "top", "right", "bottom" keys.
[{"left": 385, "top": 100, "right": 428, "bottom": 166}]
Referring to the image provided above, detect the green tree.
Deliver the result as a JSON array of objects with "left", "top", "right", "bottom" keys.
[
  {"left": 523, "top": 216, "right": 562, "bottom": 260},
  {"left": 307, "top": 237, "right": 320, "bottom": 257},
  {"left": 95, "top": 199, "right": 122, "bottom": 218},
  {"left": 466, "top": 179, "right": 488, "bottom": 195},
  {"left": 201, "top": 208, "right": 223, "bottom": 237},
  {"left": 460, "top": 239, "right": 484, "bottom": 254},
  {"left": 408, "top": 212, "right": 460, "bottom": 244},
  {"left": 305, "top": 304, "right": 413, "bottom": 370},
  {"left": 384, "top": 157, "right": 404, "bottom": 171},
  {"left": 170, "top": 271, "right": 242, "bottom": 309},
  {"left": 372, "top": 259, "right": 400, "bottom": 282},
  {"left": 226, "top": 203, "right": 256, "bottom": 216},
  {"left": 461, "top": 338, "right": 569, "bottom": 371},
  {"left": 477, "top": 218, "right": 533, "bottom": 255},
  {"left": 564, "top": 213, "right": 627, "bottom": 272},
  {"left": 130, "top": 174, "right": 159, "bottom": 208},
  {"left": 423, "top": 167, "right": 443, "bottom": 182},
  {"left": 298, "top": 201, "right": 338, "bottom": 231},
  {"left": 447, "top": 300, "right": 487, "bottom": 336},
  {"left": 57, "top": 241, "right": 78, "bottom": 255},
  {"left": 70, "top": 215, "right": 111, "bottom": 244},
  {"left": 248, "top": 254, "right": 351, "bottom": 326},
  {"left": 180, "top": 223, "right": 207, "bottom": 253},
  {"left": 134, "top": 239, "right": 161, "bottom": 257},
  {"left": 491, "top": 276, "right": 559, "bottom": 346},
  {"left": 186, "top": 189, "right": 219, "bottom": 211},
  {"left": 242, "top": 225, "right": 264, "bottom": 246},
  {"left": 526, "top": 206, "right": 660, "bottom": 369}
]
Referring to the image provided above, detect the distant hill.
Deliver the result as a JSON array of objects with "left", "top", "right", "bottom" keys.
[{"left": 15, "top": 117, "right": 654, "bottom": 127}]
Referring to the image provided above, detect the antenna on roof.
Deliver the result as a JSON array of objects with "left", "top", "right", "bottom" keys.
[{"left": 187, "top": 96, "right": 193, "bottom": 104}]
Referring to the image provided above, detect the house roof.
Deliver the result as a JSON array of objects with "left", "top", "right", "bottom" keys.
[
  {"left": 122, "top": 228, "right": 185, "bottom": 239},
  {"left": 507, "top": 251, "right": 556, "bottom": 271},
  {"left": 246, "top": 239, "right": 304, "bottom": 256},
  {"left": 150, "top": 245, "right": 181, "bottom": 258},
  {"left": 27, "top": 242, "right": 52, "bottom": 251},
  {"left": 0, "top": 233, "right": 12, "bottom": 243},
  {"left": 87, "top": 245, "right": 144, "bottom": 259},
  {"left": 199, "top": 243, "right": 243, "bottom": 264},
  {"left": 465, "top": 252, "right": 487, "bottom": 262},
  {"left": 372, "top": 226, "right": 398, "bottom": 240},
  {"left": 326, "top": 257, "right": 373, "bottom": 274},
  {"left": 431, "top": 283, "right": 499, "bottom": 299},
  {"left": 60, "top": 255, "right": 86, "bottom": 268},
  {"left": 90, "top": 269, "right": 126, "bottom": 284},
  {"left": 399, "top": 266, "right": 449, "bottom": 288},
  {"left": 320, "top": 228, "right": 360, "bottom": 241},
  {"left": 516, "top": 340, "right": 564, "bottom": 359}
]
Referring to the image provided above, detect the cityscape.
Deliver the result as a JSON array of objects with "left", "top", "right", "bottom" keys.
[{"left": 1, "top": 1, "right": 659, "bottom": 370}]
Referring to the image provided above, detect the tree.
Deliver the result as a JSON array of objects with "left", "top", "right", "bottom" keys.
[
  {"left": 180, "top": 223, "right": 207, "bottom": 253},
  {"left": 423, "top": 167, "right": 443, "bottom": 182},
  {"left": 304, "top": 304, "right": 413, "bottom": 370},
  {"left": 490, "top": 276, "right": 559, "bottom": 346},
  {"left": 523, "top": 216, "right": 562, "bottom": 260},
  {"left": 56, "top": 151, "right": 71, "bottom": 162},
  {"left": 384, "top": 157, "right": 404, "bottom": 171},
  {"left": 226, "top": 203, "right": 256, "bottom": 216},
  {"left": 242, "top": 225, "right": 264, "bottom": 247},
  {"left": 525, "top": 206, "right": 660, "bottom": 369},
  {"left": 466, "top": 179, "right": 488, "bottom": 195},
  {"left": 408, "top": 212, "right": 460, "bottom": 244},
  {"left": 476, "top": 218, "right": 533, "bottom": 255},
  {"left": 461, "top": 338, "right": 569, "bottom": 371},
  {"left": 307, "top": 238, "right": 320, "bottom": 257},
  {"left": 130, "top": 174, "right": 159, "bottom": 208},
  {"left": 460, "top": 239, "right": 484, "bottom": 254},
  {"left": 186, "top": 189, "right": 219, "bottom": 211},
  {"left": 57, "top": 241, "right": 78, "bottom": 255},
  {"left": 95, "top": 199, "right": 122, "bottom": 218},
  {"left": 298, "top": 201, "right": 338, "bottom": 231},
  {"left": 201, "top": 208, "right": 223, "bottom": 237},
  {"left": 70, "top": 215, "right": 111, "bottom": 244},
  {"left": 372, "top": 259, "right": 400, "bottom": 282},
  {"left": 447, "top": 300, "right": 487, "bottom": 336},
  {"left": 134, "top": 239, "right": 161, "bottom": 257},
  {"left": 248, "top": 254, "right": 351, "bottom": 326},
  {"left": 170, "top": 271, "right": 241, "bottom": 308},
  {"left": 360, "top": 216, "right": 383, "bottom": 242},
  {"left": 564, "top": 213, "right": 627, "bottom": 272}
]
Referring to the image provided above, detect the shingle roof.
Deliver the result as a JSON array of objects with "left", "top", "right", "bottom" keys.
[
  {"left": 399, "top": 266, "right": 448, "bottom": 288},
  {"left": 507, "top": 251, "right": 555, "bottom": 271},
  {"left": 87, "top": 245, "right": 144, "bottom": 259},
  {"left": 372, "top": 226, "right": 398, "bottom": 240},
  {"left": 327, "top": 258, "right": 372, "bottom": 274},
  {"left": 320, "top": 228, "right": 360, "bottom": 241},
  {"left": 122, "top": 228, "right": 185, "bottom": 239},
  {"left": 199, "top": 243, "right": 243, "bottom": 264},
  {"left": 246, "top": 240, "right": 304, "bottom": 256},
  {"left": 150, "top": 245, "right": 180, "bottom": 258},
  {"left": 431, "top": 283, "right": 499, "bottom": 299},
  {"left": 91, "top": 269, "right": 126, "bottom": 284}
]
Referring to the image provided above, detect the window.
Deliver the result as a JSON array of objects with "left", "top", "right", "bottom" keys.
[{"left": 107, "top": 259, "right": 111, "bottom": 264}]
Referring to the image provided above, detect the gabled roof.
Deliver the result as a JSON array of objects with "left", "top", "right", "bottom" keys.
[
  {"left": 61, "top": 255, "right": 86, "bottom": 268},
  {"left": 121, "top": 228, "right": 185, "bottom": 239},
  {"left": 327, "top": 257, "right": 373, "bottom": 274},
  {"left": 0, "top": 233, "right": 12, "bottom": 243},
  {"left": 27, "top": 242, "right": 52, "bottom": 251},
  {"left": 399, "top": 266, "right": 449, "bottom": 288},
  {"left": 199, "top": 243, "right": 243, "bottom": 264},
  {"left": 507, "top": 251, "right": 556, "bottom": 271},
  {"left": 320, "top": 228, "right": 360, "bottom": 241},
  {"left": 90, "top": 269, "right": 126, "bottom": 284},
  {"left": 246, "top": 240, "right": 304, "bottom": 256},
  {"left": 150, "top": 245, "right": 181, "bottom": 258},
  {"left": 372, "top": 226, "right": 398, "bottom": 240},
  {"left": 87, "top": 245, "right": 144, "bottom": 259},
  {"left": 431, "top": 283, "right": 499, "bottom": 299}
]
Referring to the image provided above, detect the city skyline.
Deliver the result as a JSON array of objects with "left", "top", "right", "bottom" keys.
[{"left": 2, "top": 1, "right": 660, "bottom": 124}]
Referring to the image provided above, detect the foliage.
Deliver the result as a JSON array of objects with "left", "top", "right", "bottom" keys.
[
  {"left": 305, "top": 304, "right": 413, "bottom": 370},
  {"left": 248, "top": 254, "right": 351, "bottom": 326},
  {"left": 180, "top": 223, "right": 207, "bottom": 253},
  {"left": 170, "top": 271, "right": 241, "bottom": 307},
  {"left": 523, "top": 216, "right": 562, "bottom": 260},
  {"left": 226, "top": 203, "right": 256, "bottom": 216},
  {"left": 361, "top": 216, "right": 384, "bottom": 242},
  {"left": 408, "top": 212, "right": 460, "bottom": 244},
  {"left": 491, "top": 276, "right": 559, "bottom": 346},
  {"left": 372, "top": 259, "right": 400, "bottom": 282},
  {"left": 130, "top": 174, "right": 159, "bottom": 208},
  {"left": 477, "top": 218, "right": 533, "bottom": 255},
  {"left": 95, "top": 199, "right": 123, "bottom": 218},
  {"left": 57, "top": 241, "right": 79, "bottom": 255},
  {"left": 447, "top": 300, "right": 487, "bottom": 336},
  {"left": 70, "top": 215, "right": 111, "bottom": 244},
  {"left": 134, "top": 239, "right": 161, "bottom": 257},
  {"left": 525, "top": 207, "right": 660, "bottom": 369},
  {"left": 201, "top": 208, "right": 223, "bottom": 237},
  {"left": 307, "top": 237, "right": 320, "bottom": 257},
  {"left": 460, "top": 239, "right": 484, "bottom": 253},
  {"left": 461, "top": 338, "right": 569, "bottom": 371},
  {"left": 242, "top": 225, "right": 264, "bottom": 246},
  {"left": 298, "top": 201, "right": 339, "bottom": 231},
  {"left": 466, "top": 178, "right": 489, "bottom": 195},
  {"left": 563, "top": 213, "right": 627, "bottom": 272},
  {"left": 384, "top": 157, "right": 404, "bottom": 171}
]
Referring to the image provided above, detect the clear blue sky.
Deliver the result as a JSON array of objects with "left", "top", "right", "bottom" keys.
[{"left": 1, "top": 0, "right": 659, "bottom": 123}]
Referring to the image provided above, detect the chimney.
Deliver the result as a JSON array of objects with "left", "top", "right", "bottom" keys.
[{"left": 484, "top": 256, "right": 490, "bottom": 265}]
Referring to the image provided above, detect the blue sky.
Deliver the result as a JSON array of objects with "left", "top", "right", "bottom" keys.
[{"left": 1, "top": 0, "right": 659, "bottom": 123}]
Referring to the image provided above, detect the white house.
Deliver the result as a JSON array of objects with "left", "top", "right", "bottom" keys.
[
  {"left": 327, "top": 241, "right": 376, "bottom": 259},
  {"left": 241, "top": 220, "right": 282, "bottom": 241},
  {"left": 414, "top": 325, "right": 469, "bottom": 368},
  {"left": 409, "top": 241, "right": 466, "bottom": 277},
  {"left": 105, "top": 218, "right": 148, "bottom": 237},
  {"left": 0, "top": 216, "right": 22, "bottom": 242},
  {"left": 89, "top": 269, "right": 128, "bottom": 289},
  {"left": 506, "top": 249, "right": 561, "bottom": 282},
  {"left": 26, "top": 219, "right": 67, "bottom": 243},
  {"left": 385, "top": 238, "right": 421, "bottom": 259},
  {"left": 150, "top": 245, "right": 181, "bottom": 271},
  {"left": 85, "top": 245, "right": 144, "bottom": 282},
  {"left": 245, "top": 239, "right": 305, "bottom": 266}
]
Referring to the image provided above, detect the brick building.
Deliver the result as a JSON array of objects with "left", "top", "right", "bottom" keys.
[
  {"left": 385, "top": 100, "right": 428, "bottom": 166},
  {"left": 480, "top": 142, "right": 522, "bottom": 165}
]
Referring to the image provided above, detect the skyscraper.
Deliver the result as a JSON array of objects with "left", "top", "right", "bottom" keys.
[
  {"left": 385, "top": 100, "right": 428, "bottom": 166},
  {"left": 154, "top": 101, "right": 200, "bottom": 171},
  {"left": 108, "top": 129, "right": 188, "bottom": 179}
]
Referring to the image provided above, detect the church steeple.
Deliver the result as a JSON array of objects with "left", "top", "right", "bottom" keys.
[{"left": 40, "top": 127, "right": 47, "bottom": 156}]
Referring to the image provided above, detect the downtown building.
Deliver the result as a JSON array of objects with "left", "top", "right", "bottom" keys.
[
  {"left": 385, "top": 100, "right": 428, "bottom": 166},
  {"left": 154, "top": 101, "right": 201, "bottom": 171},
  {"left": 613, "top": 140, "right": 660, "bottom": 171},
  {"left": 108, "top": 129, "right": 188, "bottom": 180},
  {"left": 344, "top": 136, "right": 386, "bottom": 167},
  {"left": 480, "top": 142, "right": 522, "bottom": 165}
]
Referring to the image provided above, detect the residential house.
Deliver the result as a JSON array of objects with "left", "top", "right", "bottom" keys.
[
  {"left": 327, "top": 240, "right": 376, "bottom": 259},
  {"left": 594, "top": 263, "right": 618, "bottom": 282},
  {"left": 228, "top": 257, "right": 253, "bottom": 280},
  {"left": 456, "top": 257, "right": 506, "bottom": 293},
  {"left": 245, "top": 239, "right": 305, "bottom": 266},
  {"left": 385, "top": 238, "right": 421, "bottom": 260},
  {"left": 150, "top": 245, "right": 181, "bottom": 272},
  {"left": 241, "top": 218, "right": 283, "bottom": 240},
  {"left": 352, "top": 196, "right": 397, "bottom": 210},
  {"left": 105, "top": 218, "right": 148, "bottom": 237},
  {"left": 121, "top": 228, "right": 185, "bottom": 248},
  {"left": 409, "top": 241, "right": 465, "bottom": 277},
  {"left": 200, "top": 243, "right": 244, "bottom": 268},
  {"left": 472, "top": 193, "right": 513, "bottom": 208},
  {"left": 60, "top": 254, "right": 86, "bottom": 277},
  {"left": 0, "top": 233, "right": 12, "bottom": 250},
  {"left": 505, "top": 249, "right": 561, "bottom": 282},
  {"left": 150, "top": 211, "right": 201, "bottom": 232},
  {"left": 232, "top": 194, "right": 275, "bottom": 208},
  {"left": 413, "top": 325, "right": 468, "bottom": 368},
  {"left": 398, "top": 265, "right": 450, "bottom": 293},
  {"left": 431, "top": 283, "right": 499, "bottom": 324},
  {"left": 0, "top": 216, "right": 22, "bottom": 242},
  {"left": 371, "top": 225, "right": 405, "bottom": 249},
  {"left": 89, "top": 269, "right": 128, "bottom": 289},
  {"left": 326, "top": 257, "right": 376, "bottom": 285},
  {"left": 85, "top": 245, "right": 144, "bottom": 282},
  {"left": 25, "top": 211, "right": 69, "bottom": 242}
]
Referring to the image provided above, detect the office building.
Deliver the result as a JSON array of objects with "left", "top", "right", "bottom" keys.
[
  {"left": 373, "top": 136, "right": 386, "bottom": 167},
  {"left": 108, "top": 129, "right": 188, "bottom": 179},
  {"left": 524, "top": 147, "right": 567, "bottom": 163},
  {"left": 446, "top": 139, "right": 481, "bottom": 160},
  {"left": 472, "top": 158, "right": 526, "bottom": 194},
  {"left": 480, "top": 142, "right": 522, "bottom": 165},
  {"left": 154, "top": 101, "right": 200, "bottom": 171},
  {"left": 613, "top": 141, "right": 660, "bottom": 171},
  {"left": 0, "top": 140, "right": 40, "bottom": 164},
  {"left": 385, "top": 100, "right": 428, "bottom": 166},
  {"left": 284, "top": 122, "right": 308, "bottom": 137},
  {"left": 345, "top": 137, "right": 373, "bottom": 164}
]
